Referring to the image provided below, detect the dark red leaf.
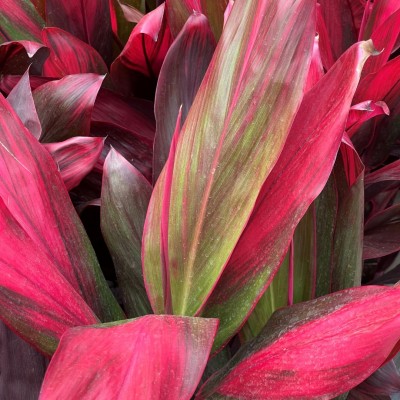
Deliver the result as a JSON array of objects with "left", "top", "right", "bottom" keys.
[
  {"left": 46, "top": 0, "right": 113, "bottom": 64},
  {"left": 42, "top": 27, "right": 108, "bottom": 77},
  {"left": 112, "top": 3, "right": 173, "bottom": 78},
  {"left": 153, "top": 12, "right": 216, "bottom": 182},
  {"left": 33, "top": 74, "right": 104, "bottom": 142}
]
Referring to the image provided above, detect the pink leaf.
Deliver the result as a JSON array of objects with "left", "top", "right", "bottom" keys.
[
  {"left": 39, "top": 316, "right": 218, "bottom": 400},
  {"left": 44, "top": 137, "right": 104, "bottom": 191},
  {"left": 42, "top": 27, "right": 108, "bottom": 77},
  {"left": 0, "top": 199, "right": 99, "bottom": 356},
  {"left": 0, "top": 92, "right": 124, "bottom": 324},
  {"left": 198, "top": 286, "right": 400, "bottom": 400},
  {"left": 201, "top": 40, "right": 375, "bottom": 351}
]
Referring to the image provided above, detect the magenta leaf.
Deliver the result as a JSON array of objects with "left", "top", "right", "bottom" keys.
[
  {"left": 198, "top": 286, "right": 400, "bottom": 400},
  {"left": 6, "top": 68, "right": 41, "bottom": 139},
  {"left": 0, "top": 92, "right": 124, "bottom": 324},
  {"left": 201, "top": 40, "right": 375, "bottom": 351},
  {"left": 0, "top": 0, "right": 44, "bottom": 42},
  {"left": 39, "top": 316, "right": 218, "bottom": 400},
  {"left": 112, "top": 3, "right": 173, "bottom": 78},
  {"left": 45, "top": 0, "right": 112, "bottom": 64},
  {"left": 153, "top": 12, "right": 216, "bottom": 182},
  {"left": 365, "top": 160, "right": 400, "bottom": 185},
  {"left": 44, "top": 137, "right": 104, "bottom": 191},
  {"left": 42, "top": 27, "right": 108, "bottom": 77},
  {"left": 101, "top": 149, "right": 153, "bottom": 317},
  {"left": 33, "top": 74, "right": 104, "bottom": 142},
  {"left": 0, "top": 198, "right": 99, "bottom": 356}
]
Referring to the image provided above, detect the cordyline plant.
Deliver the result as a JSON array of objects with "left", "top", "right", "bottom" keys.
[{"left": 0, "top": 0, "right": 399, "bottom": 398}]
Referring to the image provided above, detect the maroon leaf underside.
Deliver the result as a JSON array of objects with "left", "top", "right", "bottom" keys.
[
  {"left": 44, "top": 137, "right": 105, "bottom": 191},
  {"left": 0, "top": 40, "right": 49, "bottom": 75},
  {"left": 42, "top": 27, "right": 108, "bottom": 77},
  {"left": 0, "top": 321, "right": 48, "bottom": 400},
  {"left": 201, "top": 40, "right": 375, "bottom": 351},
  {"left": 33, "top": 73, "right": 104, "bottom": 143},
  {"left": 153, "top": 12, "right": 216, "bottom": 182},
  {"left": 0, "top": 93, "right": 124, "bottom": 324},
  {"left": 365, "top": 160, "right": 400, "bottom": 185},
  {"left": 6, "top": 68, "right": 41, "bottom": 139},
  {"left": 363, "top": 204, "right": 400, "bottom": 259},
  {"left": 39, "top": 316, "right": 219, "bottom": 400},
  {"left": 197, "top": 286, "right": 400, "bottom": 400},
  {"left": 45, "top": 0, "right": 113, "bottom": 64}
]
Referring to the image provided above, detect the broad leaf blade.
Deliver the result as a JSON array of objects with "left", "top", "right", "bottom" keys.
[
  {"left": 200, "top": 0, "right": 228, "bottom": 40},
  {"left": 6, "top": 68, "right": 41, "bottom": 139},
  {"left": 39, "top": 316, "right": 218, "bottom": 400},
  {"left": 153, "top": 12, "right": 216, "bottom": 182},
  {"left": 197, "top": 286, "right": 400, "bottom": 399},
  {"left": 143, "top": 0, "right": 316, "bottom": 316},
  {"left": 46, "top": 0, "right": 113, "bottom": 64},
  {"left": 0, "top": 0, "right": 44, "bottom": 42},
  {"left": 101, "top": 149, "right": 152, "bottom": 317},
  {"left": 0, "top": 93, "right": 124, "bottom": 323},
  {"left": 33, "top": 74, "right": 104, "bottom": 143},
  {"left": 42, "top": 27, "right": 108, "bottom": 77},
  {"left": 201, "top": 40, "right": 375, "bottom": 351},
  {"left": 44, "top": 137, "right": 104, "bottom": 190},
  {"left": 0, "top": 198, "right": 99, "bottom": 356}
]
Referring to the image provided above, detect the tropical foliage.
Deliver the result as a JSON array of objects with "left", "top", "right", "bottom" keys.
[{"left": 0, "top": 0, "right": 399, "bottom": 398}]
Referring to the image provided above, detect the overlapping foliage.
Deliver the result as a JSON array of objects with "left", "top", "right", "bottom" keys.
[{"left": 0, "top": 0, "right": 399, "bottom": 398}]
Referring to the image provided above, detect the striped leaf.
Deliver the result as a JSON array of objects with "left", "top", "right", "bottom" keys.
[{"left": 143, "top": 0, "right": 316, "bottom": 316}]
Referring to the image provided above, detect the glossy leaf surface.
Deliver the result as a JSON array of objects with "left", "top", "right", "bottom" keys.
[
  {"left": 44, "top": 137, "right": 104, "bottom": 191},
  {"left": 33, "top": 74, "right": 104, "bottom": 143},
  {"left": 101, "top": 149, "right": 152, "bottom": 317},
  {"left": 201, "top": 40, "right": 374, "bottom": 351},
  {"left": 40, "top": 316, "right": 218, "bottom": 400},
  {"left": 42, "top": 28, "right": 108, "bottom": 77},
  {"left": 0, "top": 93, "right": 124, "bottom": 323},
  {"left": 143, "top": 0, "right": 316, "bottom": 316},
  {"left": 198, "top": 286, "right": 400, "bottom": 400},
  {"left": 153, "top": 12, "right": 216, "bottom": 182}
]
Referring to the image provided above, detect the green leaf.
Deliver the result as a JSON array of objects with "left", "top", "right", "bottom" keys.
[
  {"left": 101, "top": 149, "right": 152, "bottom": 317},
  {"left": 143, "top": 0, "right": 316, "bottom": 316}
]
